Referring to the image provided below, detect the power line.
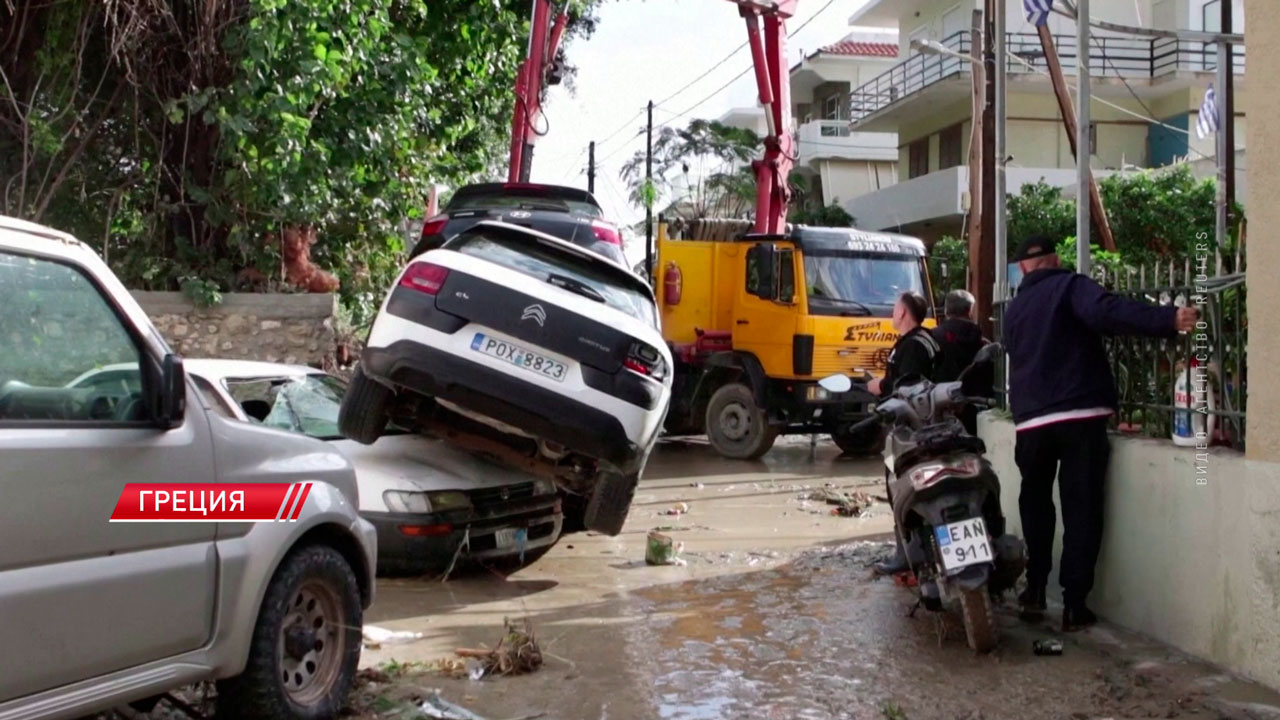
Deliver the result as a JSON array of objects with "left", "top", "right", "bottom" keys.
[
  {"left": 657, "top": 0, "right": 842, "bottom": 129},
  {"left": 656, "top": 41, "right": 750, "bottom": 108}
]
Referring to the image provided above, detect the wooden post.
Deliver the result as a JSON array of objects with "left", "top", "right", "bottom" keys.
[
  {"left": 974, "top": 1, "right": 996, "bottom": 337},
  {"left": 1036, "top": 25, "right": 1116, "bottom": 252},
  {"left": 966, "top": 10, "right": 985, "bottom": 267}
]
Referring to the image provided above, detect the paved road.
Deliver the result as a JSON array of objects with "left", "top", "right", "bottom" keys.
[{"left": 352, "top": 438, "right": 1280, "bottom": 720}]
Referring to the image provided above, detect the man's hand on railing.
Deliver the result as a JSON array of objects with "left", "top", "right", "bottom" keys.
[{"left": 1175, "top": 306, "right": 1198, "bottom": 333}]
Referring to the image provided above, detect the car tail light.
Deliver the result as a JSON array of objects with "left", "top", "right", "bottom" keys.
[
  {"left": 399, "top": 262, "right": 449, "bottom": 295},
  {"left": 591, "top": 220, "right": 622, "bottom": 246},
  {"left": 420, "top": 215, "right": 449, "bottom": 239},
  {"left": 906, "top": 455, "right": 981, "bottom": 491},
  {"left": 624, "top": 341, "right": 667, "bottom": 381}
]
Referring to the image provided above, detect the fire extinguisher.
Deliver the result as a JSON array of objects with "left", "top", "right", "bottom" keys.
[{"left": 663, "top": 262, "right": 682, "bottom": 306}]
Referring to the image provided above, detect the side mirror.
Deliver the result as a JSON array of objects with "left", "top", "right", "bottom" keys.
[
  {"left": 746, "top": 243, "right": 777, "bottom": 300},
  {"left": 156, "top": 353, "right": 186, "bottom": 429},
  {"left": 818, "top": 374, "right": 853, "bottom": 394},
  {"left": 973, "top": 342, "right": 1003, "bottom": 364}
]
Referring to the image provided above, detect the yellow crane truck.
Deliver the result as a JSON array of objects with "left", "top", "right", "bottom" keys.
[{"left": 655, "top": 220, "right": 935, "bottom": 459}]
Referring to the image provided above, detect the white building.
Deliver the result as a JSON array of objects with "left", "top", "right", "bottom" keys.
[{"left": 842, "top": 0, "right": 1245, "bottom": 241}]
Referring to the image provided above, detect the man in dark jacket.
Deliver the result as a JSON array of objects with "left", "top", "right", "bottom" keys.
[
  {"left": 868, "top": 291, "right": 938, "bottom": 398},
  {"left": 870, "top": 291, "right": 939, "bottom": 575},
  {"left": 1005, "top": 235, "right": 1197, "bottom": 631},
  {"left": 931, "top": 289, "right": 989, "bottom": 434}
]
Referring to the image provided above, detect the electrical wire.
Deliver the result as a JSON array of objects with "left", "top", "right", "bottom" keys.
[
  {"left": 1086, "top": 34, "right": 1217, "bottom": 163},
  {"left": 657, "top": 0, "right": 842, "bottom": 129}
]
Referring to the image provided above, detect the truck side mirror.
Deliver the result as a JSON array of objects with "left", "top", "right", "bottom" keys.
[
  {"left": 775, "top": 249, "right": 795, "bottom": 304},
  {"left": 746, "top": 243, "right": 777, "bottom": 300},
  {"left": 155, "top": 353, "right": 186, "bottom": 430}
]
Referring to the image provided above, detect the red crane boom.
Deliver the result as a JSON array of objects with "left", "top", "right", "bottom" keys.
[
  {"left": 727, "top": 0, "right": 797, "bottom": 235},
  {"left": 508, "top": 0, "right": 569, "bottom": 183}
]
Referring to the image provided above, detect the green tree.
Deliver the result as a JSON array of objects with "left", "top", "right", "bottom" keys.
[
  {"left": 620, "top": 118, "right": 760, "bottom": 219},
  {"left": 1004, "top": 170, "right": 1243, "bottom": 268},
  {"left": 1, "top": 0, "right": 602, "bottom": 324},
  {"left": 1006, "top": 181, "right": 1075, "bottom": 257},
  {"left": 789, "top": 203, "right": 855, "bottom": 227},
  {"left": 927, "top": 235, "right": 968, "bottom": 302}
]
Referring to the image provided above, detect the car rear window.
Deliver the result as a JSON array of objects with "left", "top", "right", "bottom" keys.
[
  {"left": 449, "top": 230, "right": 656, "bottom": 327},
  {"left": 448, "top": 192, "right": 601, "bottom": 217}
]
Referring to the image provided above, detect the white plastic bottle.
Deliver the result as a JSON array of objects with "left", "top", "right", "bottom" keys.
[{"left": 1172, "top": 358, "right": 1216, "bottom": 447}]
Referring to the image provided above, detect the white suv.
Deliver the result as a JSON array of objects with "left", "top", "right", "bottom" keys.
[{"left": 340, "top": 221, "right": 671, "bottom": 535}]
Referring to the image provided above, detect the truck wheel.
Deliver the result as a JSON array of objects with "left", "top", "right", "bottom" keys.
[
  {"left": 218, "top": 545, "right": 362, "bottom": 720},
  {"left": 338, "top": 365, "right": 392, "bottom": 445},
  {"left": 705, "top": 383, "right": 777, "bottom": 460},
  {"left": 583, "top": 469, "right": 639, "bottom": 536},
  {"left": 960, "top": 586, "right": 998, "bottom": 654},
  {"left": 831, "top": 424, "right": 885, "bottom": 456}
]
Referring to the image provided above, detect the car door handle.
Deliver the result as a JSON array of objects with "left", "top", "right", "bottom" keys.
[{"left": 736, "top": 319, "right": 749, "bottom": 325}]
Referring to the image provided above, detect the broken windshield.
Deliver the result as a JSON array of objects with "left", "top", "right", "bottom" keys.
[{"left": 804, "top": 252, "right": 926, "bottom": 317}]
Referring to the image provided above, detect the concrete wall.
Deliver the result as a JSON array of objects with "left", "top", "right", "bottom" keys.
[
  {"left": 818, "top": 159, "right": 898, "bottom": 207},
  {"left": 978, "top": 414, "right": 1280, "bottom": 690},
  {"left": 133, "top": 292, "right": 337, "bottom": 368},
  {"left": 1247, "top": 1, "right": 1280, "bottom": 462}
]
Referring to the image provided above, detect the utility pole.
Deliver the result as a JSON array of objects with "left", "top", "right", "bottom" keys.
[
  {"left": 645, "top": 100, "right": 654, "bottom": 279},
  {"left": 975, "top": 0, "right": 996, "bottom": 336},
  {"left": 993, "top": 0, "right": 1007, "bottom": 303},
  {"left": 1217, "top": 0, "right": 1234, "bottom": 272},
  {"left": 966, "top": 10, "right": 985, "bottom": 272},
  {"left": 1037, "top": 26, "right": 1115, "bottom": 251},
  {"left": 587, "top": 141, "right": 596, "bottom": 195},
  {"left": 1076, "top": 0, "right": 1092, "bottom": 275}
]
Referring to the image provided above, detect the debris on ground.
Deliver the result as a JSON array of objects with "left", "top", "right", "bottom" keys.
[
  {"left": 806, "top": 485, "right": 874, "bottom": 517},
  {"left": 794, "top": 541, "right": 894, "bottom": 571},
  {"left": 662, "top": 502, "right": 690, "bottom": 516},
  {"left": 645, "top": 529, "right": 687, "bottom": 566},
  {"left": 363, "top": 624, "right": 425, "bottom": 649},
  {"left": 454, "top": 618, "right": 543, "bottom": 679},
  {"left": 418, "top": 690, "right": 491, "bottom": 720},
  {"left": 689, "top": 482, "right": 705, "bottom": 489}
]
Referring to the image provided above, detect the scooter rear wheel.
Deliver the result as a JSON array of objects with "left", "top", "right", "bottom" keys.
[{"left": 959, "top": 587, "right": 998, "bottom": 653}]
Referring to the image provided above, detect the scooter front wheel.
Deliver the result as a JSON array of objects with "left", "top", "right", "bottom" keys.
[{"left": 959, "top": 586, "right": 998, "bottom": 653}]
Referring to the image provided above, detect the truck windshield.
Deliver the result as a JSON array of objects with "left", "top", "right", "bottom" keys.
[{"left": 804, "top": 252, "right": 925, "bottom": 317}]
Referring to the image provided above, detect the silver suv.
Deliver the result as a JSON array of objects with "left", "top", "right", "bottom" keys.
[{"left": 0, "top": 216, "right": 377, "bottom": 720}]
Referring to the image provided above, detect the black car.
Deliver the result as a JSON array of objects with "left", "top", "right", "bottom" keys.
[{"left": 413, "top": 182, "right": 626, "bottom": 266}]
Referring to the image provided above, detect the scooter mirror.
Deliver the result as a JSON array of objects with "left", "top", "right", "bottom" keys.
[
  {"left": 973, "top": 342, "right": 1003, "bottom": 364},
  {"left": 818, "top": 374, "right": 853, "bottom": 394}
]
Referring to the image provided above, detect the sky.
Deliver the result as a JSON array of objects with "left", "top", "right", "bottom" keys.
[{"left": 526, "top": 0, "right": 874, "bottom": 261}]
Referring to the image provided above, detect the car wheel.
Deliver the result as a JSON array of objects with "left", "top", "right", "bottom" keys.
[
  {"left": 583, "top": 469, "right": 639, "bottom": 536},
  {"left": 705, "top": 383, "right": 778, "bottom": 460},
  {"left": 338, "top": 365, "right": 392, "bottom": 445},
  {"left": 217, "top": 545, "right": 362, "bottom": 720}
]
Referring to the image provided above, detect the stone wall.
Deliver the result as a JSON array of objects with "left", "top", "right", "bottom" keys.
[{"left": 133, "top": 292, "right": 337, "bottom": 367}]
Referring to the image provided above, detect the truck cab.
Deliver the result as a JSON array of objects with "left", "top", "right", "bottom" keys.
[{"left": 657, "top": 223, "right": 934, "bottom": 459}]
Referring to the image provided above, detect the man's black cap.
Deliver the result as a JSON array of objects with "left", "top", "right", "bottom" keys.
[{"left": 1011, "top": 235, "right": 1058, "bottom": 262}]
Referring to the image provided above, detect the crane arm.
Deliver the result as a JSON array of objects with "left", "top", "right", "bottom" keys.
[
  {"left": 726, "top": 0, "right": 797, "bottom": 235},
  {"left": 509, "top": 0, "right": 570, "bottom": 183}
]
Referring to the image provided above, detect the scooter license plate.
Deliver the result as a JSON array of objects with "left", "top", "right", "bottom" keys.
[{"left": 935, "top": 518, "right": 992, "bottom": 571}]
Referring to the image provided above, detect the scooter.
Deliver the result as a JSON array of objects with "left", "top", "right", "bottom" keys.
[{"left": 819, "top": 344, "right": 1025, "bottom": 652}]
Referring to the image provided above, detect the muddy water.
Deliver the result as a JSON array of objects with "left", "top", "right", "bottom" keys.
[{"left": 628, "top": 544, "right": 1280, "bottom": 720}]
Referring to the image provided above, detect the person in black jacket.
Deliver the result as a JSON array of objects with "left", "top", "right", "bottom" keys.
[
  {"left": 1005, "top": 235, "right": 1197, "bottom": 631},
  {"left": 931, "top": 289, "right": 989, "bottom": 435},
  {"left": 870, "top": 291, "right": 940, "bottom": 575},
  {"left": 868, "top": 291, "right": 939, "bottom": 398}
]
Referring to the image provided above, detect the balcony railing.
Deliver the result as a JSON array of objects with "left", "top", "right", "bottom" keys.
[{"left": 851, "top": 30, "right": 1247, "bottom": 122}]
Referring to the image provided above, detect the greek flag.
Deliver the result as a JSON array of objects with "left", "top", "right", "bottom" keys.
[
  {"left": 1196, "top": 84, "right": 1219, "bottom": 140},
  {"left": 1024, "top": 0, "right": 1054, "bottom": 26}
]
